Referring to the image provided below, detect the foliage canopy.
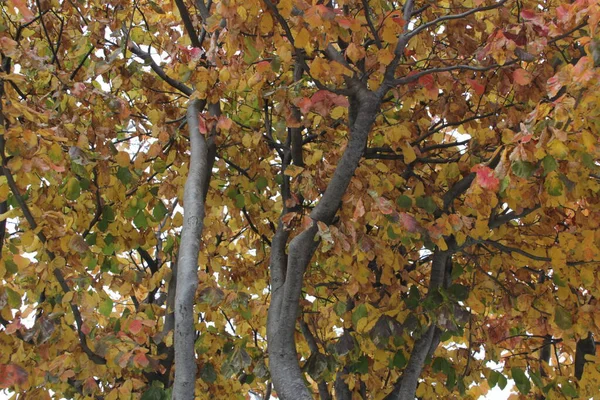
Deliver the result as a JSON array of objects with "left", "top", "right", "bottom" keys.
[{"left": 1, "top": 0, "right": 600, "bottom": 399}]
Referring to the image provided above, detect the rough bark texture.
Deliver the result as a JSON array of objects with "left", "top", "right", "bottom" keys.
[{"left": 173, "top": 99, "right": 210, "bottom": 400}]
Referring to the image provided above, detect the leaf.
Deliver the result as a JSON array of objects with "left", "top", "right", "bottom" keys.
[
  {"left": 153, "top": 201, "right": 168, "bottom": 220},
  {"left": 133, "top": 211, "right": 148, "bottom": 229},
  {"left": 554, "top": 305, "right": 572, "bottom": 330},
  {"left": 352, "top": 303, "right": 367, "bottom": 327},
  {"left": 513, "top": 69, "right": 532, "bottom": 85},
  {"left": 511, "top": 161, "right": 536, "bottom": 178},
  {"left": 396, "top": 195, "right": 412, "bottom": 209},
  {"left": 560, "top": 381, "right": 578, "bottom": 397},
  {"left": 511, "top": 367, "right": 531, "bottom": 395},
  {"left": 471, "top": 165, "right": 500, "bottom": 191},
  {"left": 141, "top": 387, "right": 167, "bottom": 400},
  {"left": 129, "top": 320, "right": 143, "bottom": 334},
  {"left": 467, "top": 78, "right": 485, "bottom": 96},
  {"left": 200, "top": 362, "right": 217, "bottom": 383},
  {"left": 0, "top": 364, "right": 28, "bottom": 388},
  {"left": 65, "top": 177, "right": 81, "bottom": 200},
  {"left": 401, "top": 141, "right": 417, "bottom": 163},
  {"left": 99, "top": 298, "right": 113, "bottom": 317},
  {"left": 11, "top": 0, "right": 34, "bottom": 21},
  {"left": 416, "top": 196, "right": 437, "bottom": 213}
]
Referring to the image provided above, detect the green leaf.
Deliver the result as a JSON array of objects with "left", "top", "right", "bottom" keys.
[
  {"left": 349, "top": 355, "right": 369, "bottom": 374},
  {"left": 554, "top": 305, "right": 572, "bottom": 330},
  {"left": 116, "top": 167, "right": 133, "bottom": 185},
  {"left": 99, "top": 298, "right": 113, "bottom": 317},
  {"left": 405, "top": 285, "right": 420, "bottom": 310},
  {"left": 387, "top": 225, "right": 400, "bottom": 239},
  {"left": 545, "top": 174, "right": 563, "bottom": 196},
  {"left": 416, "top": 196, "right": 437, "bottom": 213},
  {"left": 542, "top": 155, "right": 558, "bottom": 175},
  {"left": 447, "top": 284, "right": 469, "bottom": 301},
  {"left": 530, "top": 370, "right": 544, "bottom": 389},
  {"left": 6, "top": 287, "right": 21, "bottom": 308},
  {"left": 4, "top": 259, "right": 17, "bottom": 275},
  {"left": 512, "top": 161, "right": 536, "bottom": 178},
  {"left": 133, "top": 211, "right": 148, "bottom": 229},
  {"left": 511, "top": 367, "right": 531, "bottom": 395},
  {"left": 65, "top": 177, "right": 81, "bottom": 200},
  {"left": 153, "top": 201, "right": 168, "bottom": 220},
  {"left": 352, "top": 303, "right": 367, "bottom": 326},
  {"left": 497, "top": 372, "right": 508, "bottom": 389},
  {"left": 141, "top": 387, "right": 166, "bottom": 400},
  {"left": 243, "top": 36, "right": 260, "bottom": 63},
  {"left": 560, "top": 381, "right": 578, "bottom": 397},
  {"left": 200, "top": 362, "right": 217, "bottom": 383},
  {"left": 488, "top": 370, "right": 500, "bottom": 388},
  {"left": 255, "top": 176, "right": 268, "bottom": 191},
  {"left": 392, "top": 350, "right": 407, "bottom": 369},
  {"left": 235, "top": 194, "right": 245, "bottom": 208},
  {"left": 396, "top": 195, "right": 412, "bottom": 209}
]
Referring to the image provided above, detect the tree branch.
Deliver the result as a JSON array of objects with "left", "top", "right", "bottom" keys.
[{"left": 128, "top": 41, "right": 193, "bottom": 96}]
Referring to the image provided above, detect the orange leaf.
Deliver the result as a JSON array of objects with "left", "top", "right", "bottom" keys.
[
  {"left": 467, "top": 78, "right": 485, "bottom": 96},
  {"left": 129, "top": 320, "right": 143, "bottom": 334},
  {"left": 133, "top": 352, "right": 149, "bottom": 368},
  {"left": 513, "top": 68, "right": 532, "bottom": 85}
]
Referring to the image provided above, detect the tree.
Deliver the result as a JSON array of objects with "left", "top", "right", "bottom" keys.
[{"left": 1, "top": 0, "right": 600, "bottom": 398}]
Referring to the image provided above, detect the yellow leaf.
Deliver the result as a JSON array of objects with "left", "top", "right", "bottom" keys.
[
  {"left": 295, "top": 28, "right": 310, "bottom": 50},
  {"left": 0, "top": 208, "right": 18, "bottom": 222},
  {"left": 284, "top": 165, "right": 304, "bottom": 178},
  {"left": 375, "top": 162, "right": 389, "bottom": 173},
  {"left": 401, "top": 142, "right": 416, "bottom": 163},
  {"left": 259, "top": 13, "right": 273, "bottom": 34}
]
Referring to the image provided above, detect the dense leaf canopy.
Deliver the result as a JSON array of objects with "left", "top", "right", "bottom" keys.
[{"left": 1, "top": 0, "right": 600, "bottom": 399}]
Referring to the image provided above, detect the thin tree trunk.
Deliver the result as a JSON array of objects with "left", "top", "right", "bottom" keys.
[{"left": 173, "top": 99, "right": 211, "bottom": 400}]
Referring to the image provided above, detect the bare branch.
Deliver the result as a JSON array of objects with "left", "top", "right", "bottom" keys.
[
  {"left": 405, "top": 0, "right": 509, "bottom": 43},
  {"left": 128, "top": 41, "right": 193, "bottom": 96},
  {"left": 393, "top": 60, "right": 517, "bottom": 86},
  {"left": 174, "top": 0, "right": 202, "bottom": 48}
]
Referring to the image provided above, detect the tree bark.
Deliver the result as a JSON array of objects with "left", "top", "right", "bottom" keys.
[{"left": 173, "top": 99, "right": 211, "bottom": 400}]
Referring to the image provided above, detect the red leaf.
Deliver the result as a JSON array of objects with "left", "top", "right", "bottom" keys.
[
  {"left": 198, "top": 114, "right": 208, "bottom": 134},
  {"left": 376, "top": 197, "right": 394, "bottom": 215},
  {"left": 0, "top": 364, "right": 28, "bottom": 388},
  {"left": 471, "top": 165, "right": 500, "bottom": 191},
  {"left": 399, "top": 212, "right": 419, "bottom": 233},
  {"left": 418, "top": 74, "right": 435, "bottom": 89},
  {"left": 129, "top": 320, "right": 143, "bottom": 334},
  {"left": 467, "top": 78, "right": 485, "bottom": 96},
  {"left": 338, "top": 17, "right": 353, "bottom": 29},
  {"left": 520, "top": 9, "right": 536, "bottom": 20}
]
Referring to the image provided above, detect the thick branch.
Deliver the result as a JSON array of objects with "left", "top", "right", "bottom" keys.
[
  {"left": 267, "top": 88, "right": 381, "bottom": 400},
  {"left": 174, "top": 0, "right": 202, "bottom": 48}
]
